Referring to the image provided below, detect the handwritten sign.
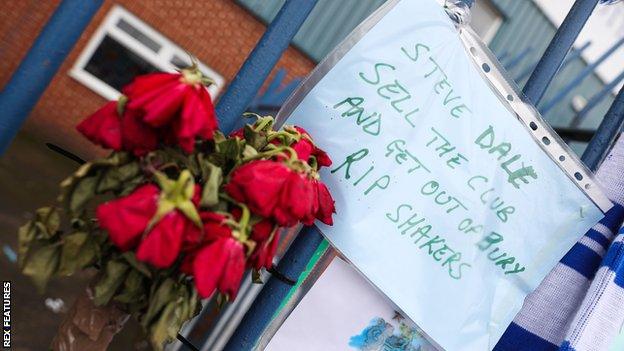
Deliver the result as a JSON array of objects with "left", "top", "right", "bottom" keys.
[{"left": 278, "top": 0, "right": 609, "bottom": 350}]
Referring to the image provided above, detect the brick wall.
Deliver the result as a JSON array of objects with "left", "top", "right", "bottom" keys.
[{"left": 0, "top": 0, "right": 315, "bottom": 158}]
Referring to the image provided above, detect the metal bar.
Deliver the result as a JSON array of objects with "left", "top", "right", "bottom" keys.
[
  {"left": 515, "top": 41, "right": 591, "bottom": 82},
  {"left": 570, "top": 69, "right": 624, "bottom": 128},
  {"left": 0, "top": 0, "right": 103, "bottom": 154},
  {"left": 522, "top": 0, "right": 600, "bottom": 105},
  {"left": 222, "top": 226, "right": 325, "bottom": 351},
  {"left": 581, "top": 86, "right": 624, "bottom": 171},
  {"left": 215, "top": 0, "right": 319, "bottom": 133},
  {"left": 540, "top": 36, "right": 624, "bottom": 114},
  {"left": 211, "top": 0, "right": 321, "bottom": 349}
]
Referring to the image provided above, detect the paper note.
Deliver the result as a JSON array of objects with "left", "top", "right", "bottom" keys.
[{"left": 280, "top": 0, "right": 607, "bottom": 349}]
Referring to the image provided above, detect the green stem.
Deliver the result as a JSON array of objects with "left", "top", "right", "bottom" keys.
[{"left": 240, "top": 146, "right": 296, "bottom": 163}]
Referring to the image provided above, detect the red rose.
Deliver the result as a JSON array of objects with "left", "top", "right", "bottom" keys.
[
  {"left": 119, "top": 108, "right": 159, "bottom": 156},
  {"left": 291, "top": 126, "right": 332, "bottom": 168},
  {"left": 272, "top": 171, "right": 318, "bottom": 227},
  {"left": 96, "top": 181, "right": 203, "bottom": 268},
  {"left": 135, "top": 211, "right": 195, "bottom": 268},
  {"left": 225, "top": 160, "right": 291, "bottom": 219},
  {"left": 229, "top": 207, "right": 279, "bottom": 270},
  {"left": 314, "top": 181, "right": 335, "bottom": 225},
  {"left": 76, "top": 101, "right": 122, "bottom": 150},
  {"left": 96, "top": 184, "right": 159, "bottom": 250},
  {"left": 124, "top": 71, "right": 217, "bottom": 153},
  {"left": 77, "top": 101, "right": 159, "bottom": 156},
  {"left": 200, "top": 212, "right": 232, "bottom": 242},
  {"left": 192, "top": 237, "right": 246, "bottom": 299},
  {"left": 248, "top": 219, "right": 279, "bottom": 270},
  {"left": 226, "top": 160, "right": 335, "bottom": 227},
  {"left": 180, "top": 211, "right": 231, "bottom": 275}
]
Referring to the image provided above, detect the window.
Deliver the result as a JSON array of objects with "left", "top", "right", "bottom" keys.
[
  {"left": 70, "top": 6, "right": 224, "bottom": 100},
  {"left": 470, "top": 0, "right": 504, "bottom": 43}
]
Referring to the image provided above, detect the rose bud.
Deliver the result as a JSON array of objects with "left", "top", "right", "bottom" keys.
[
  {"left": 314, "top": 181, "right": 336, "bottom": 225},
  {"left": 192, "top": 236, "right": 246, "bottom": 299},
  {"left": 135, "top": 211, "right": 198, "bottom": 268},
  {"left": 119, "top": 108, "right": 159, "bottom": 156},
  {"left": 96, "top": 184, "right": 159, "bottom": 251},
  {"left": 225, "top": 160, "right": 291, "bottom": 219},
  {"left": 77, "top": 99, "right": 159, "bottom": 156},
  {"left": 97, "top": 172, "right": 203, "bottom": 268},
  {"left": 273, "top": 171, "right": 318, "bottom": 227},
  {"left": 76, "top": 101, "right": 122, "bottom": 150},
  {"left": 123, "top": 70, "right": 218, "bottom": 153},
  {"left": 290, "top": 126, "right": 332, "bottom": 168},
  {"left": 180, "top": 211, "right": 231, "bottom": 274},
  {"left": 248, "top": 218, "right": 279, "bottom": 270}
]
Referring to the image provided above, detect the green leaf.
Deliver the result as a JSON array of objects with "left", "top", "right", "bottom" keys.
[
  {"left": 35, "top": 207, "right": 60, "bottom": 236},
  {"left": 22, "top": 244, "right": 60, "bottom": 291},
  {"left": 149, "top": 302, "right": 182, "bottom": 351},
  {"left": 58, "top": 232, "right": 96, "bottom": 276},
  {"left": 93, "top": 260, "right": 129, "bottom": 306},
  {"left": 200, "top": 162, "right": 223, "bottom": 208},
  {"left": 142, "top": 278, "right": 175, "bottom": 328},
  {"left": 59, "top": 152, "right": 133, "bottom": 211},
  {"left": 216, "top": 138, "right": 243, "bottom": 160},
  {"left": 213, "top": 131, "right": 226, "bottom": 144},
  {"left": 243, "top": 124, "right": 268, "bottom": 151},
  {"left": 17, "top": 221, "right": 36, "bottom": 269},
  {"left": 96, "top": 161, "right": 140, "bottom": 193},
  {"left": 119, "top": 175, "right": 145, "bottom": 196},
  {"left": 186, "top": 286, "right": 201, "bottom": 320},
  {"left": 69, "top": 176, "right": 99, "bottom": 215},
  {"left": 252, "top": 269, "right": 263, "bottom": 284},
  {"left": 216, "top": 292, "right": 229, "bottom": 310},
  {"left": 121, "top": 252, "right": 152, "bottom": 278},
  {"left": 114, "top": 270, "right": 145, "bottom": 304}
]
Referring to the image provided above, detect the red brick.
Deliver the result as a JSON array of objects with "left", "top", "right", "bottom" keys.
[{"left": 0, "top": 0, "right": 315, "bottom": 158}]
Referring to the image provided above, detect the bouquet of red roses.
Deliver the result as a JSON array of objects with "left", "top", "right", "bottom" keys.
[{"left": 17, "top": 66, "right": 335, "bottom": 350}]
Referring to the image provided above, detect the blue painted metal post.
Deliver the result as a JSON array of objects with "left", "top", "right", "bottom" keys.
[
  {"left": 582, "top": 86, "right": 624, "bottom": 171},
  {"left": 215, "top": 0, "right": 319, "bottom": 133},
  {"left": 215, "top": 0, "right": 321, "bottom": 350},
  {"left": 540, "top": 36, "right": 624, "bottom": 114},
  {"left": 0, "top": 0, "right": 103, "bottom": 154},
  {"left": 570, "top": 70, "right": 624, "bottom": 127},
  {"left": 223, "top": 226, "right": 324, "bottom": 350},
  {"left": 522, "top": 0, "right": 600, "bottom": 105}
]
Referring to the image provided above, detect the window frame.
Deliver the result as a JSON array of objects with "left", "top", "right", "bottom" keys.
[
  {"left": 471, "top": 0, "right": 504, "bottom": 44},
  {"left": 70, "top": 5, "right": 224, "bottom": 100}
]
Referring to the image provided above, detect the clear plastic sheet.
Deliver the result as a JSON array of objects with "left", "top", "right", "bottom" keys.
[{"left": 51, "top": 287, "right": 129, "bottom": 351}]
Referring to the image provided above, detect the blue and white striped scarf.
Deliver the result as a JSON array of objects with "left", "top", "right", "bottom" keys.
[{"left": 494, "top": 135, "right": 624, "bottom": 351}]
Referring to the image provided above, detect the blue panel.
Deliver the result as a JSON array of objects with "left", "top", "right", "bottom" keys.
[
  {"left": 237, "top": 0, "right": 385, "bottom": 62},
  {"left": 0, "top": 0, "right": 104, "bottom": 153},
  {"left": 238, "top": 0, "right": 616, "bottom": 144}
]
